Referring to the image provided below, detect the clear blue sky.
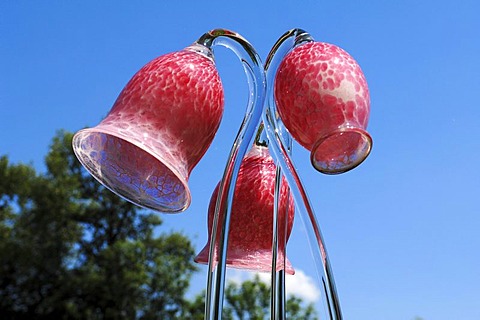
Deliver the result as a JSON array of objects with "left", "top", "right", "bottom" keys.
[{"left": 1, "top": 1, "right": 479, "bottom": 319}]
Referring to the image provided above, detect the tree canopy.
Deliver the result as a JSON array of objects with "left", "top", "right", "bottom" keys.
[{"left": 0, "top": 131, "right": 197, "bottom": 319}]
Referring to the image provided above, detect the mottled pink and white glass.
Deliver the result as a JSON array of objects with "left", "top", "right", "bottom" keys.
[
  {"left": 195, "top": 144, "right": 295, "bottom": 274},
  {"left": 72, "top": 44, "right": 224, "bottom": 213},
  {"left": 275, "top": 41, "right": 372, "bottom": 174}
]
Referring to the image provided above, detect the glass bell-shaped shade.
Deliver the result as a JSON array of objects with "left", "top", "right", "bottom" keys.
[
  {"left": 275, "top": 41, "right": 372, "bottom": 174},
  {"left": 195, "top": 144, "right": 295, "bottom": 274},
  {"left": 72, "top": 44, "right": 224, "bottom": 213}
]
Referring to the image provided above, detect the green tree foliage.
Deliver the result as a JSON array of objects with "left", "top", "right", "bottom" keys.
[
  {"left": 184, "top": 274, "right": 318, "bottom": 319},
  {"left": 0, "top": 131, "right": 197, "bottom": 320}
]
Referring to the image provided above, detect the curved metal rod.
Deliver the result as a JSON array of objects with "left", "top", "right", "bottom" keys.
[
  {"left": 195, "top": 29, "right": 266, "bottom": 320},
  {"left": 264, "top": 28, "right": 343, "bottom": 320}
]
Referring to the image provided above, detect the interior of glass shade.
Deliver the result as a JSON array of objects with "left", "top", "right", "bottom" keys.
[
  {"left": 311, "top": 128, "right": 372, "bottom": 175},
  {"left": 72, "top": 129, "right": 189, "bottom": 213}
]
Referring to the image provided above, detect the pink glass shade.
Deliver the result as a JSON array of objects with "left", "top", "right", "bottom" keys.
[
  {"left": 275, "top": 41, "right": 372, "bottom": 174},
  {"left": 195, "top": 145, "right": 295, "bottom": 274},
  {"left": 72, "top": 45, "right": 224, "bottom": 213}
]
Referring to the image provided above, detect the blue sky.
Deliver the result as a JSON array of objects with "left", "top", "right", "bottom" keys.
[{"left": 1, "top": 1, "right": 480, "bottom": 319}]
